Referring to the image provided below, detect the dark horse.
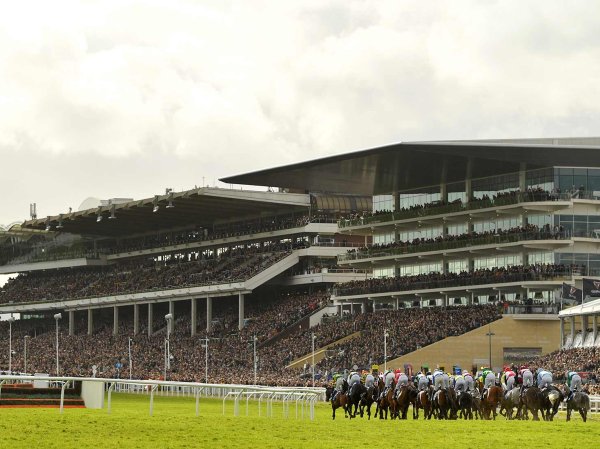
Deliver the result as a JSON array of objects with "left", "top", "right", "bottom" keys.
[
  {"left": 457, "top": 391, "right": 473, "bottom": 420},
  {"left": 396, "top": 385, "right": 416, "bottom": 420},
  {"left": 541, "top": 386, "right": 563, "bottom": 421},
  {"left": 347, "top": 382, "right": 366, "bottom": 419},
  {"left": 519, "top": 386, "right": 545, "bottom": 421},
  {"left": 564, "top": 390, "right": 591, "bottom": 422},
  {"left": 377, "top": 379, "right": 398, "bottom": 419},
  {"left": 359, "top": 384, "right": 377, "bottom": 420},
  {"left": 481, "top": 386, "right": 503, "bottom": 420},
  {"left": 433, "top": 389, "right": 455, "bottom": 419}
]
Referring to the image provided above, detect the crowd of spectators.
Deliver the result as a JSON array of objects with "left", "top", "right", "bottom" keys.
[
  {"left": 0, "top": 241, "right": 307, "bottom": 305},
  {"left": 318, "top": 304, "right": 501, "bottom": 371},
  {"left": 344, "top": 224, "right": 567, "bottom": 260},
  {"left": 526, "top": 347, "right": 600, "bottom": 395},
  {"left": 335, "top": 263, "right": 584, "bottom": 296}
]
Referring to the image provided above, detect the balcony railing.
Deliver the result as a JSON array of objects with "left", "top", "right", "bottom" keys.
[{"left": 338, "top": 191, "right": 592, "bottom": 229}]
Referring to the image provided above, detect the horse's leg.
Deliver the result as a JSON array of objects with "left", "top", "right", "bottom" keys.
[{"left": 332, "top": 404, "right": 336, "bottom": 420}]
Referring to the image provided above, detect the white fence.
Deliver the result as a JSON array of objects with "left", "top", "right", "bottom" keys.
[{"left": 0, "top": 375, "right": 325, "bottom": 420}]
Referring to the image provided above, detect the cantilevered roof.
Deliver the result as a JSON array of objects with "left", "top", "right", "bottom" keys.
[
  {"left": 221, "top": 138, "right": 600, "bottom": 195},
  {"left": 23, "top": 187, "right": 310, "bottom": 237},
  {"left": 559, "top": 297, "right": 600, "bottom": 317}
]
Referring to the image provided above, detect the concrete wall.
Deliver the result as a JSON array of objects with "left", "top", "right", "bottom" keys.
[{"left": 387, "top": 314, "right": 560, "bottom": 372}]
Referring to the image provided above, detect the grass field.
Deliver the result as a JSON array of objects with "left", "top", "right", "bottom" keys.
[{"left": 0, "top": 393, "right": 598, "bottom": 448}]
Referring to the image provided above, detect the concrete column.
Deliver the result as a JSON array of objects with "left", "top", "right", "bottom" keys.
[
  {"left": 238, "top": 292, "right": 245, "bottom": 330},
  {"left": 147, "top": 303, "right": 153, "bottom": 337},
  {"left": 191, "top": 298, "right": 197, "bottom": 336},
  {"left": 169, "top": 301, "right": 175, "bottom": 334},
  {"left": 206, "top": 297, "right": 213, "bottom": 332},
  {"left": 361, "top": 299, "right": 366, "bottom": 314},
  {"left": 444, "top": 294, "right": 449, "bottom": 308},
  {"left": 87, "top": 309, "right": 93, "bottom": 335},
  {"left": 593, "top": 315, "right": 598, "bottom": 343},
  {"left": 133, "top": 304, "right": 139, "bottom": 336},
  {"left": 113, "top": 306, "right": 119, "bottom": 336},
  {"left": 68, "top": 310, "right": 74, "bottom": 336},
  {"left": 440, "top": 182, "right": 448, "bottom": 203},
  {"left": 395, "top": 298, "right": 399, "bottom": 310},
  {"left": 519, "top": 162, "right": 527, "bottom": 192},
  {"left": 560, "top": 317, "right": 564, "bottom": 348},
  {"left": 570, "top": 316, "right": 575, "bottom": 344},
  {"left": 336, "top": 304, "right": 342, "bottom": 316},
  {"left": 582, "top": 315, "right": 588, "bottom": 345},
  {"left": 350, "top": 302, "right": 355, "bottom": 315}
]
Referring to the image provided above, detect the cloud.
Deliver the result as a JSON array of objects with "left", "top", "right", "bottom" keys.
[{"left": 1, "top": 0, "right": 600, "bottom": 224}]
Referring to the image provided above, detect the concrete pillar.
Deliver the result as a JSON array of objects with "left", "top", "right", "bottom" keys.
[
  {"left": 206, "top": 297, "right": 213, "bottom": 332},
  {"left": 133, "top": 304, "right": 139, "bottom": 336},
  {"left": 593, "top": 315, "right": 598, "bottom": 343},
  {"left": 238, "top": 292, "right": 245, "bottom": 330},
  {"left": 440, "top": 182, "right": 448, "bottom": 203},
  {"left": 519, "top": 162, "right": 527, "bottom": 192},
  {"left": 147, "top": 303, "right": 153, "bottom": 337},
  {"left": 87, "top": 309, "right": 93, "bottom": 336},
  {"left": 395, "top": 298, "right": 399, "bottom": 310},
  {"left": 570, "top": 316, "right": 575, "bottom": 344},
  {"left": 191, "top": 298, "right": 197, "bottom": 336},
  {"left": 68, "top": 310, "right": 74, "bottom": 336},
  {"left": 350, "top": 302, "right": 355, "bottom": 315},
  {"left": 361, "top": 299, "right": 367, "bottom": 314},
  {"left": 336, "top": 304, "right": 342, "bottom": 316},
  {"left": 582, "top": 315, "right": 588, "bottom": 345},
  {"left": 444, "top": 294, "right": 449, "bottom": 308},
  {"left": 169, "top": 301, "right": 175, "bottom": 333},
  {"left": 113, "top": 306, "right": 119, "bottom": 336},
  {"left": 560, "top": 317, "right": 564, "bottom": 348}
]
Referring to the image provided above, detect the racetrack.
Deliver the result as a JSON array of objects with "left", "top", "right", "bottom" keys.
[{"left": 0, "top": 394, "right": 598, "bottom": 448}]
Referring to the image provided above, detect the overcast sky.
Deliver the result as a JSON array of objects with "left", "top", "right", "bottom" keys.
[{"left": 1, "top": 0, "right": 600, "bottom": 227}]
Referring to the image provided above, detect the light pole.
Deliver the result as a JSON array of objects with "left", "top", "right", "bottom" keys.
[
  {"left": 164, "top": 313, "right": 172, "bottom": 380},
  {"left": 201, "top": 338, "right": 209, "bottom": 383},
  {"left": 384, "top": 329, "right": 389, "bottom": 372},
  {"left": 24, "top": 335, "right": 29, "bottom": 374},
  {"left": 253, "top": 334, "right": 258, "bottom": 385},
  {"left": 7, "top": 316, "right": 15, "bottom": 374},
  {"left": 311, "top": 332, "right": 317, "bottom": 387},
  {"left": 486, "top": 325, "right": 495, "bottom": 369},
  {"left": 128, "top": 337, "right": 133, "bottom": 380},
  {"left": 53, "top": 313, "right": 62, "bottom": 375}
]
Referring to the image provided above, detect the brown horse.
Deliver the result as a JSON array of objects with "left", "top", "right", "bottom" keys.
[
  {"left": 415, "top": 389, "right": 433, "bottom": 419},
  {"left": 395, "top": 385, "right": 414, "bottom": 420},
  {"left": 433, "top": 389, "right": 453, "bottom": 419},
  {"left": 331, "top": 391, "right": 349, "bottom": 420},
  {"left": 378, "top": 381, "right": 398, "bottom": 420},
  {"left": 481, "top": 386, "right": 503, "bottom": 420}
]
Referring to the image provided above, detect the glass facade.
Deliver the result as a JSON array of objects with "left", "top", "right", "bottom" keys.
[
  {"left": 555, "top": 168, "right": 600, "bottom": 195},
  {"left": 373, "top": 195, "right": 394, "bottom": 213}
]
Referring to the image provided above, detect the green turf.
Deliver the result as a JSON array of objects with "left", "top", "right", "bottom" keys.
[{"left": 0, "top": 393, "right": 598, "bottom": 448}]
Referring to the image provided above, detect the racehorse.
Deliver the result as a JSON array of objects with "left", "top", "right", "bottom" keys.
[
  {"left": 359, "top": 385, "right": 377, "bottom": 420},
  {"left": 481, "top": 386, "right": 503, "bottom": 420},
  {"left": 330, "top": 380, "right": 349, "bottom": 420},
  {"left": 415, "top": 389, "right": 433, "bottom": 420},
  {"left": 457, "top": 391, "right": 473, "bottom": 420},
  {"left": 346, "top": 382, "right": 366, "bottom": 419},
  {"left": 519, "top": 386, "right": 545, "bottom": 421},
  {"left": 378, "top": 381, "right": 398, "bottom": 420},
  {"left": 499, "top": 387, "right": 521, "bottom": 420},
  {"left": 433, "top": 388, "right": 454, "bottom": 419},
  {"left": 396, "top": 385, "right": 416, "bottom": 420},
  {"left": 563, "top": 389, "right": 590, "bottom": 422},
  {"left": 541, "top": 386, "right": 563, "bottom": 421},
  {"left": 470, "top": 390, "right": 483, "bottom": 420}
]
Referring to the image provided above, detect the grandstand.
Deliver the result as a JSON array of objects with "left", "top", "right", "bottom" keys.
[{"left": 1, "top": 138, "right": 600, "bottom": 386}]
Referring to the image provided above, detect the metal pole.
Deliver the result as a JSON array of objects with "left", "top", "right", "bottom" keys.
[
  {"left": 8, "top": 320, "right": 12, "bottom": 374},
  {"left": 55, "top": 317, "right": 60, "bottom": 376},
  {"left": 311, "top": 332, "right": 316, "bottom": 388},
  {"left": 253, "top": 335, "right": 257, "bottom": 385},
  {"left": 486, "top": 325, "right": 495, "bottom": 369},
  {"left": 24, "top": 336, "right": 28, "bottom": 374},
  {"left": 384, "top": 329, "right": 388, "bottom": 372},
  {"left": 128, "top": 337, "right": 133, "bottom": 380}
]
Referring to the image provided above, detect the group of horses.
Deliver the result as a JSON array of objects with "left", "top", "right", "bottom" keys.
[{"left": 326, "top": 378, "right": 591, "bottom": 422}]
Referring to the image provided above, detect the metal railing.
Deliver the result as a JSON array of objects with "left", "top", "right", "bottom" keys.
[
  {"left": 0, "top": 375, "right": 324, "bottom": 419},
  {"left": 338, "top": 191, "right": 591, "bottom": 229}
]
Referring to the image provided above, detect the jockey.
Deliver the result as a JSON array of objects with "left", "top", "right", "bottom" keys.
[
  {"left": 417, "top": 372, "right": 429, "bottom": 391},
  {"left": 331, "top": 374, "right": 345, "bottom": 402},
  {"left": 463, "top": 371, "right": 475, "bottom": 392},
  {"left": 396, "top": 371, "right": 409, "bottom": 389},
  {"left": 536, "top": 368, "right": 553, "bottom": 390},
  {"left": 501, "top": 367, "right": 517, "bottom": 391},
  {"left": 380, "top": 369, "right": 395, "bottom": 400},
  {"left": 481, "top": 367, "right": 495, "bottom": 398},
  {"left": 519, "top": 367, "right": 533, "bottom": 397},
  {"left": 347, "top": 371, "right": 361, "bottom": 396},
  {"left": 454, "top": 373, "right": 466, "bottom": 393},
  {"left": 433, "top": 369, "right": 445, "bottom": 391},
  {"left": 565, "top": 371, "right": 582, "bottom": 401},
  {"left": 365, "top": 373, "right": 375, "bottom": 389}
]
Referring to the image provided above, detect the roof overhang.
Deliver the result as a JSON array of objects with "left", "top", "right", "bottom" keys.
[
  {"left": 23, "top": 188, "right": 310, "bottom": 237},
  {"left": 221, "top": 140, "right": 600, "bottom": 195}
]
